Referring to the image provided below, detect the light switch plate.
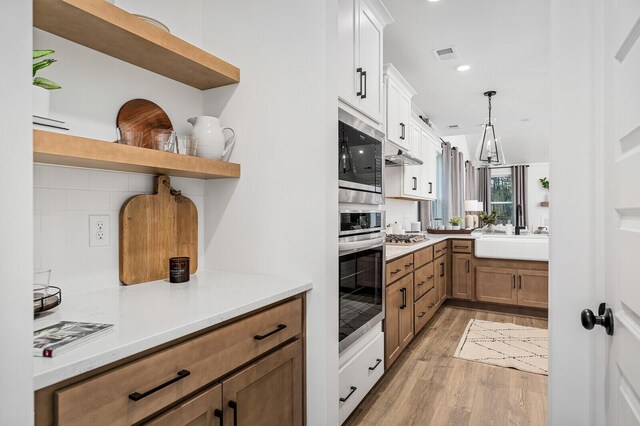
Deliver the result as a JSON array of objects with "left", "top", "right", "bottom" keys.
[{"left": 89, "top": 215, "right": 110, "bottom": 247}]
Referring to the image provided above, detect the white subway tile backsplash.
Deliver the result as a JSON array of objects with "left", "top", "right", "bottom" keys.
[
  {"left": 171, "top": 177, "right": 205, "bottom": 196},
  {"left": 110, "top": 192, "right": 135, "bottom": 211},
  {"left": 40, "top": 211, "right": 90, "bottom": 232},
  {"left": 34, "top": 188, "right": 67, "bottom": 210},
  {"left": 67, "top": 190, "right": 110, "bottom": 211},
  {"left": 89, "top": 170, "right": 130, "bottom": 191},
  {"left": 128, "top": 174, "right": 154, "bottom": 193},
  {"left": 37, "top": 165, "right": 89, "bottom": 189}
]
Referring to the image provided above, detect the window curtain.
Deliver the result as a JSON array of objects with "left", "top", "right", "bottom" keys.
[
  {"left": 512, "top": 165, "right": 528, "bottom": 227},
  {"left": 440, "top": 141, "right": 452, "bottom": 222},
  {"left": 451, "top": 148, "right": 465, "bottom": 217},
  {"left": 465, "top": 161, "right": 476, "bottom": 200},
  {"left": 477, "top": 167, "right": 491, "bottom": 213}
]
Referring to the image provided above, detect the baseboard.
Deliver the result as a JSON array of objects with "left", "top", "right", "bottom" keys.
[{"left": 445, "top": 298, "right": 548, "bottom": 319}]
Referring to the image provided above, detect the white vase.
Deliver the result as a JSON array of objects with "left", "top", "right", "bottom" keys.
[
  {"left": 487, "top": 224, "right": 496, "bottom": 232},
  {"left": 452, "top": 225, "right": 461, "bottom": 230},
  {"left": 32, "top": 86, "right": 50, "bottom": 118},
  {"left": 187, "top": 116, "right": 236, "bottom": 161}
]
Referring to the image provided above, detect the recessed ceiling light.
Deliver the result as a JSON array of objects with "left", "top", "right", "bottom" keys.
[
  {"left": 457, "top": 64, "right": 471, "bottom": 72},
  {"left": 521, "top": 118, "right": 531, "bottom": 122},
  {"left": 428, "top": 0, "right": 440, "bottom": 2}
]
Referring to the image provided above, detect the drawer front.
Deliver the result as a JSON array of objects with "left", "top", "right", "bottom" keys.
[
  {"left": 451, "top": 240, "right": 472, "bottom": 253},
  {"left": 414, "top": 288, "right": 438, "bottom": 334},
  {"left": 386, "top": 253, "right": 414, "bottom": 285},
  {"left": 339, "top": 331, "right": 385, "bottom": 424},
  {"left": 414, "top": 262, "right": 435, "bottom": 301},
  {"left": 55, "top": 298, "right": 302, "bottom": 426},
  {"left": 433, "top": 241, "right": 448, "bottom": 258},
  {"left": 414, "top": 246, "right": 434, "bottom": 268},
  {"left": 144, "top": 384, "right": 222, "bottom": 426}
]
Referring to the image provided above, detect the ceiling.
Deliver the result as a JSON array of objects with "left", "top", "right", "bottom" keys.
[{"left": 382, "top": 0, "right": 551, "bottom": 163}]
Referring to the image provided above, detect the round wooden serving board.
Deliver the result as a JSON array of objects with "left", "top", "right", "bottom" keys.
[{"left": 117, "top": 99, "right": 173, "bottom": 149}]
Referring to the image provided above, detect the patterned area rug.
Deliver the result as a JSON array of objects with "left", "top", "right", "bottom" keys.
[{"left": 453, "top": 319, "right": 548, "bottom": 375}]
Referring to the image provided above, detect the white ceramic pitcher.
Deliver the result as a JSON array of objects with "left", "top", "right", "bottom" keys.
[{"left": 187, "top": 116, "right": 236, "bottom": 161}]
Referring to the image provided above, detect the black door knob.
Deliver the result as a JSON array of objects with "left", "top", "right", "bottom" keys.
[{"left": 581, "top": 304, "right": 614, "bottom": 336}]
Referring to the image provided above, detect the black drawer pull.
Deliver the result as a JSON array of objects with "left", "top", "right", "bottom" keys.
[
  {"left": 400, "top": 288, "right": 407, "bottom": 309},
  {"left": 417, "top": 312, "right": 426, "bottom": 318},
  {"left": 340, "top": 386, "right": 358, "bottom": 402},
  {"left": 356, "top": 67, "right": 363, "bottom": 97},
  {"left": 229, "top": 400, "right": 238, "bottom": 426},
  {"left": 417, "top": 280, "right": 426, "bottom": 286},
  {"left": 454, "top": 245, "right": 468, "bottom": 249},
  {"left": 390, "top": 268, "right": 402, "bottom": 275},
  {"left": 254, "top": 324, "right": 287, "bottom": 340},
  {"left": 214, "top": 409, "right": 223, "bottom": 424},
  {"left": 369, "top": 358, "right": 382, "bottom": 371},
  {"left": 428, "top": 303, "right": 435, "bottom": 308},
  {"left": 128, "top": 369, "right": 190, "bottom": 401},
  {"left": 405, "top": 262, "right": 414, "bottom": 267},
  {"left": 427, "top": 275, "right": 434, "bottom": 279}
]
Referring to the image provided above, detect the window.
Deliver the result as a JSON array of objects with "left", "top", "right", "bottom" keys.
[{"left": 490, "top": 169, "right": 514, "bottom": 224}]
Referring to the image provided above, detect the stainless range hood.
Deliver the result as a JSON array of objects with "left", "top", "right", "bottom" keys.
[{"left": 384, "top": 140, "right": 424, "bottom": 166}]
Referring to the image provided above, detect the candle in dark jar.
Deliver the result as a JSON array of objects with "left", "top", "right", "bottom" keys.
[{"left": 169, "top": 257, "right": 190, "bottom": 283}]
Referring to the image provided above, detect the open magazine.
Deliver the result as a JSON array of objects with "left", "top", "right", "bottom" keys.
[{"left": 34, "top": 321, "right": 113, "bottom": 358}]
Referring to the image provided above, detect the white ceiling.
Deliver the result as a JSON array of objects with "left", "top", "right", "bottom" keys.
[{"left": 382, "top": 0, "right": 551, "bottom": 163}]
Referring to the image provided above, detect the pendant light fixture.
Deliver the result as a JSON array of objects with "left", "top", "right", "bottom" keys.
[{"left": 474, "top": 90, "right": 506, "bottom": 166}]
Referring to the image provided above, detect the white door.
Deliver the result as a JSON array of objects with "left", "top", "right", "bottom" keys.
[
  {"left": 338, "top": 0, "right": 359, "bottom": 108},
  {"left": 600, "top": 0, "right": 640, "bottom": 424},
  {"left": 357, "top": 0, "right": 383, "bottom": 123}
]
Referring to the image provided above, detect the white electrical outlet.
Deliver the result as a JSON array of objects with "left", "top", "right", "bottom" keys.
[{"left": 89, "top": 215, "right": 110, "bottom": 247}]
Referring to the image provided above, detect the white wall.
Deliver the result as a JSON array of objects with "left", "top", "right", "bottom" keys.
[
  {"left": 384, "top": 198, "right": 418, "bottom": 230},
  {"left": 200, "top": 1, "right": 339, "bottom": 425},
  {"left": 442, "top": 134, "right": 471, "bottom": 161},
  {"left": 526, "top": 162, "right": 550, "bottom": 231},
  {"left": 0, "top": 0, "right": 34, "bottom": 423}
]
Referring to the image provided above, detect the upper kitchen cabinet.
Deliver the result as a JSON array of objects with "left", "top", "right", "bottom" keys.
[
  {"left": 420, "top": 127, "right": 440, "bottom": 200},
  {"left": 339, "top": 0, "right": 393, "bottom": 126},
  {"left": 384, "top": 64, "right": 416, "bottom": 151}
]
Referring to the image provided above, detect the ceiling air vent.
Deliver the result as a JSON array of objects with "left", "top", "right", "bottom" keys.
[
  {"left": 448, "top": 124, "right": 460, "bottom": 129},
  {"left": 433, "top": 46, "right": 457, "bottom": 61}
]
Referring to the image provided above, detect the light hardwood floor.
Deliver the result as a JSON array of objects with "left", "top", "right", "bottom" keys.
[{"left": 344, "top": 306, "right": 548, "bottom": 426}]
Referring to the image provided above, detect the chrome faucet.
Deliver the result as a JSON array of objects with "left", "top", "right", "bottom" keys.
[{"left": 515, "top": 204, "right": 526, "bottom": 235}]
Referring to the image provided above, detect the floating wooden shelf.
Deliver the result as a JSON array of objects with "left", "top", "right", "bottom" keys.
[
  {"left": 33, "top": 130, "right": 241, "bottom": 179},
  {"left": 34, "top": 0, "right": 240, "bottom": 90}
]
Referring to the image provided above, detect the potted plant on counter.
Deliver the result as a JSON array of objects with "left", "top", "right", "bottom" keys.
[
  {"left": 449, "top": 216, "right": 462, "bottom": 231},
  {"left": 479, "top": 211, "right": 498, "bottom": 232},
  {"left": 33, "top": 49, "right": 61, "bottom": 118}
]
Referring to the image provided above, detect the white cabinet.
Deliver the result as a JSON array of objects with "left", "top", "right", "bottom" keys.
[
  {"left": 384, "top": 64, "right": 415, "bottom": 151},
  {"left": 401, "top": 122, "right": 423, "bottom": 197},
  {"left": 338, "top": 0, "right": 392, "bottom": 124},
  {"left": 420, "top": 130, "right": 439, "bottom": 200}
]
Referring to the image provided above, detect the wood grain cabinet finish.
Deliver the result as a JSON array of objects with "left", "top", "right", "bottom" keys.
[
  {"left": 452, "top": 253, "right": 473, "bottom": 300},
  {"left": 413, "top": 246, "right": 434, "bottom": 269},
  {"left": 50, "top": 299, "right": 302, "bottom": 426},
  {"left": 517, "top": 270, "right": 549, "bottom": 309},
  {"left": 413, "top": 262, "right": 435, "bottom": 301},
  {"left": 433, "top": 241, "right": 448, "bottom": 258},
  {"left": 414, "top": 288, "right": 437, "bottom": 334},
  {"left": 451, "top": 240, "right": 472, "bottom": 254},
  {"left": 475, "top": 267, "right": 519, "bottom": 305},
  {"left": 384, "top": 273, "right": 414, "bottom": 368},
  {"left": 386, "top": 253, "right": 414, "bottom": 285},
  {"left": 144, "top": 385, "right": 223, "bottom": 426},
  {"left": 222, "top": 340, "right": 303, "bottom": 426},
  {"left": 435, "top": 254, "right": 448, "bottom": 305}
]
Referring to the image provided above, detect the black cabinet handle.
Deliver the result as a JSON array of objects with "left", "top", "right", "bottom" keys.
[
  {"left": 467, "top": 259, "right": 470, "bottom": 273},
  {"left": 356, "top": 68, "right": 363, "bottom": 97},
  {"left": 519, "top": 275, "right": 522, "bottom": 290},
  {"left": 417, "top": 280, "right": 426, "bottom": 286},
  {"left": 513, "top": 275, "right": 516, "bottom": 289},
  {"left": 340, "top": 386, "right": 358, "bottom": 402},
  {"left": 400, "top": 288, "right": 407, "bottom": 309},
  {"left": 214, "top": 409, "right": 223, "bottom": 425},
  {"left": 417, "top": 312, "right": 426, "bottom": 318},
  {"left": 229, "top": 401, "right": 238, "bottom": 426},
  {"left": 429, "top": 182, "right": 433, "bottom": 194},
  {"left": 428, "top": 303, "right": 435, "bottom": 308},
  {"left": 412, "top": 177, "right": 417, "bottom": 191},
  {"left": 254, "top": 324, "right": 287, "bottom": 340},
  {"left": 454, "top": 245, "right": 468, "bottom": 249},
  {"left": 128, "top": 369, "right": 190, "bottom": 401},
  {"left": 427, "top": 275, "right": 434, "bottom": 279},
  {"left": 440, "top": 263, "right": 445, "bottom": 277},
  {"left": 405, "top": 262, "right": 413, "bottom": 267},
  {"left": 362, "top": 70, "right": 367, "bottom": 99},
  {"left": 369, "top": 358, "right": 382, "bottom": 371},
  {"left": 390, "top": 268, "right": 401, "bottom": 275}
]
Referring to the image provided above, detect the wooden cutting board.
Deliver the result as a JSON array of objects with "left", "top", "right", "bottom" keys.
[
  {"left": 119, "top": 175, "right": 197, "bottom": 285},
  {"left": 117, "top": 99, "right": 173, "bottom": 149}
]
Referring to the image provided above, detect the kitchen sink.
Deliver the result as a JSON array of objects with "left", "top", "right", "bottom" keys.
[{"left": 474, "top": 234, "right": 549, "bottom": 261}]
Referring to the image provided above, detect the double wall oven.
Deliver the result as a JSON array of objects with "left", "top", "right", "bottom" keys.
[{"left": 339, "top": 210, "right": 385, "bottom": 352}]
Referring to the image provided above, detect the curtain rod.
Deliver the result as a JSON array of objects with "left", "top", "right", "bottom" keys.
[{"left": 467, "top": 162, "right": 530, "bottom": 169}]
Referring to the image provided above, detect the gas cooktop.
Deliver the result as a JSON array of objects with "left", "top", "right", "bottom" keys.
[{"left": 386, "top": 234, "right": 428, "bottom": 245}]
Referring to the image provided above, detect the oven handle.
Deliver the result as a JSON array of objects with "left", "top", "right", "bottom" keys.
[{"left": 339, "top": 236, "right": 385, "bottom": 254}]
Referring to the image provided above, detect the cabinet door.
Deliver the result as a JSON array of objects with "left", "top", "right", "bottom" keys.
[
  {"left": 357, "top": 0, "right": 383, "bottom": 123},
  {"left": 436, "top": 255, "right": 447, "bottom": 304},
  {"left": 222, "top": 340, "right": 303, "bottom": 426},
  {"left": 398, "top": 92, "right": 412, "bottom": 149},
  {"left": 402, "top": 133, "right": 422, "bottom": 197},
  {"left": 475, "top": 266, "right": 518, "bottom": 305},
  {"left": 145, "top": 385, "right": 222, "bottom": 426},
  {"left": 385, "top": 274, "right": 413, "bottom": 368},
  {"left": 338, "top": 0, "right": 359, "bottom": 107},
  {"left": 451, "top": 253, "right": 473, "bottom": 299},
  {"left": 421, "top": 133, "right": 435, "bottom": 199},
  {"left": 386, "top": 79, "right": 400, "bottom": 144},
  {"left": 517, "top": 270, "right": 548, "bottom": 308}
]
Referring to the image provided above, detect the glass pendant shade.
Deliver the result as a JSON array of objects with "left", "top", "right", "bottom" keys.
[{"left": 473, "top": 91, "right": 506, "bottom": 166}]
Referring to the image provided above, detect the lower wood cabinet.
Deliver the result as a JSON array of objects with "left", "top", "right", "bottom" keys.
[
  {"left": 435, "top": 254, "right": 447, "bottom": 305},
  {"left": 414, "top": 288, "right": 437, "bottom": 334},
  {"left": 145, "top": 385, "right": 223, "bottom": 426},
  {"left": 452, "top": 253, "right": 473, "bottom": 299},
  {"left": 384, "top": 273, "right": 414, "bottom": 368},
  {"left": 475, "top": 267, "right": 549, "bottom": 309},
  {"left": 518, "top": 270, "right": 549, "bottom": 308}
]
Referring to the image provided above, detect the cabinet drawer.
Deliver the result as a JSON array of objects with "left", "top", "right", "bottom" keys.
[
  {"left": 433, "top": 241, "right": 448, "bottom": 258},
  {"left": 386, "top": 253, "right": 414, "bottom": 285},
  {"left": 414, "top": 246, "right": 434, "bottom": 268},
  {"left": 144, "top": 384, "right": 222, "bottom": 426},
  {"left": 414, "top": 262, "right": 435, "bottom": 301},
  {"left": 414, "top": 289, "right": 437, "bottom": 334},
  {"left": 451, "top": 240, "right": 472, "bottom": 253},
  {"left": 339, "top": 330, "right": 385, "bottom": 424},
  {"left": 55, "top": 298, "right": 302, "bottom": 426}
]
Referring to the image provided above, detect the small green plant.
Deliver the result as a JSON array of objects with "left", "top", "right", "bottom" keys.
[
  {"left": 449, "top": 216, "right": 462, "bottom": 226},
  {"left": 479, "top": 211, "right": 498, "bottom": 226},
  {"left": 539, "top": 177, "right": 549, "bottom": 190},
  {"left": 33, "top": 49, "right": 61, "bottom": 90}
]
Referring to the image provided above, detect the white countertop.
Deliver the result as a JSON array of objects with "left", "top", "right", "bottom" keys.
[
  {"left": 33, "top": 270, "right": 313, "bottom": 390},
  {"left": 385, "top": 232, "right": 482, "bottom": 261}
]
